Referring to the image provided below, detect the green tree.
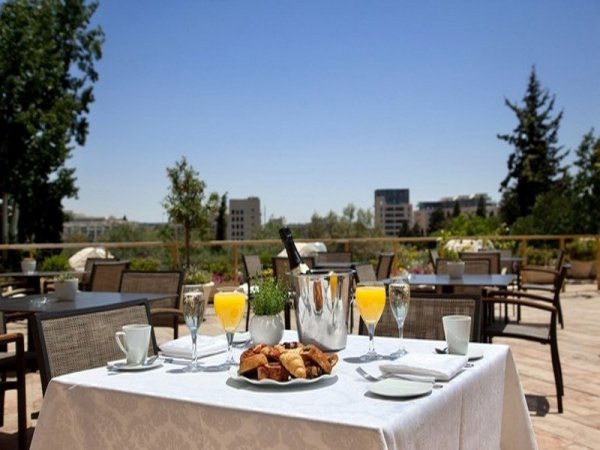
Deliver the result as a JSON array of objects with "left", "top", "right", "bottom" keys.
[
  {"left": 215, "top": 192, "right": 228, "bottom": 240},
  {"left": 497, "top": 67, "right": 567, "bottom": 226},
  {"left": 0, "top": 0, "right": 104, "bottom": 244},
  {"left": 163, "top": 157, "right": 219, "bottom": 268},
  {"left": 427, "top": 207, "right": 446, "bottom": 235},
  {"left": 476, "top": 195, "right": 487, "bottom": 218},
  {"left": 572, "top": 129, "right": 600, "bottom": 233},
  {"left": 452, "top": 201, "right": 461, "bottom": 218}
]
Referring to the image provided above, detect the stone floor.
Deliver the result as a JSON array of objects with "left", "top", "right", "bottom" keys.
[{"left": 1, "top": 282, "right": 599, "bottom": 449}]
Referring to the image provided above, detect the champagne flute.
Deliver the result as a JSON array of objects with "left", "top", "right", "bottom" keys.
[
  {"left": 182, "top": 291, "right": 205, "bottom": 372},
  {"left": 213, "top": 287, "right": 246, "bottom": 368},
  {"left": 388, "top": 275, "right": 411, "bottom": 359},
  {"left": 355, "top": 282, "right": 386, "bottom": 362}
]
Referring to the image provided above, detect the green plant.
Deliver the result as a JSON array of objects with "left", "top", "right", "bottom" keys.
[
  {"left": 184, "top": 265, "right": 213, "bottom": 284},
  {"left": 566, "top": 239, "right": 597, "bottom": 261},
  {"left": 251, "top": 278, "right": 287, "bottom": 316},
  {"left": 54, "top": 272, "right": 78, "bottom": 282},
  {"left": 524, "top": 247, "right": 555, "bottom": 266},
  {"left": 130, "top": 257, "right": 161, "bottom": 271},
  {"left": 40, "top": 254, "right": 70, "bottom": 271}
]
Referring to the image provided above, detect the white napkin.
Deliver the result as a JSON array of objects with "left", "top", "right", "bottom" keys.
[
  {"left": 159, "top": 335, "right": 227, "bottom": 360},
  {"left": 380, "top": 353, "right": 468, "bottom": 381}
]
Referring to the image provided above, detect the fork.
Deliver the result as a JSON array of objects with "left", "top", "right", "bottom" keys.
[{"left": 356, "top": 367, "right": 443, "bottom": 388}]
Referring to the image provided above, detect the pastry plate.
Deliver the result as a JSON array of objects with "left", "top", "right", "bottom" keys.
[
  {"left": 466, "top": 348, "right": 484, "bottom": 361},
  {"left": 107, "top": 359, "right": 163, "bottom": 372},
  {"left": 368, "top": 378, "right": 433, "bottom": 398},
  {"left": 228, "top": 366, "right": 337, "bottom": 386}
]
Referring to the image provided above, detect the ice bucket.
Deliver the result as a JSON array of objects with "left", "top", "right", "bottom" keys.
[{"left": 293, "top": 272, "right": 352, "bottom": 351}]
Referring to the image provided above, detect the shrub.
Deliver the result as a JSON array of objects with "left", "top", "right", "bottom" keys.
[
  {"left": 130, "top": 257, "right": 161, "bottom": 271},
  {"left": 251, "top": 278, "right": 287, "bottom": 316},
  {"left": 566, "top": 239, "right": 597, "bottom": 261},
  {"left": 40, "top": 254, "right": 70, "bottom": 271}
]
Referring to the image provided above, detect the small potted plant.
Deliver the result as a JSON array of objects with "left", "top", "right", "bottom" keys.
[
  {"left": 53, "top": 273, "right": 79, "bottom": 301},
  {"left": 438, "top": 243, "right": 464, "bottom": 278},
  {"left": 249, "top": 277, "right": 287, "bottom": 345},
  {"left": 566, "top": 239, "right": 597, "bottom": 279},
  {"left": 21, "top": 255, "right": 37, "bottom": 274},
  {"left": 183, "top": 265, "right": 215, "bottom": 303}
]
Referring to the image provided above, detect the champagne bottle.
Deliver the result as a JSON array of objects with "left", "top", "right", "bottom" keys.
[{"left": 279, "top": 226, "right": 311, "bottom": 275}]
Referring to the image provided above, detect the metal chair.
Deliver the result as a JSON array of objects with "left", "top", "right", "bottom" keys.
[
  {"left": 316, "top": 251, "right": 352, "bottom": 264},
  {"left": 33, "top": 302, "right": 157, "bottom": 394},
  {"left": 461, "top": 251, "right": 502, "bottom": 274},
  {"left": 0, "top": 311, "right": 27, "bottom": 450},
  {"left": 359, "top": 292, "right": 481, "bottom": 342},
  {"left": 88, "top": 260, "right": 130, "bottom": 292},
  {"left": 242, "top": 255, "right": 263, "bottom": 331},
  {"left": 482, "top": 286, "right": 565, "bottom": 413},
  {"left": 375, "top": 252, "right": 395, "bottom": 280},
  {"left": 119, "top": 270, "right": 183, "bottom": 338}
]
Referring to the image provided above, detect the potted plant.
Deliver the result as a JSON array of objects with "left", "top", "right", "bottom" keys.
[
  {"left": 183, "top": 265, "right": 215, "bottom": 303},
  {"left": 53, "top": 273, "right": 79, "bottom": 301},
  {"left": 21, "top": 256, "right": 37, "bottom": 274},
  {"left": 566, "top": 239, "right": 597, "bottom": 279},
  {"left": 248, "top": 277, "right": 287, "bottom": 345},
  {"left": 438, "top": 242, "right": 465, "bottom": 278}
]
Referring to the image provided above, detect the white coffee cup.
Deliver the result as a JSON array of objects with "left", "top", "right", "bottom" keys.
[
  {"left": 442, "top": 315, "right": 471, "bottom": 355},
  {"left": 115, "top": 324, "right": 151, "bottom": 366}
]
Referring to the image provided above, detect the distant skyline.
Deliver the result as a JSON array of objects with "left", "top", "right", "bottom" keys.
[{"left": 62, "top": 1, "right": 600, "bottom": 224}]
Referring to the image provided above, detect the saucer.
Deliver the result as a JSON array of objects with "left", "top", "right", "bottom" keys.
[
  {"left": 107, "top": 358, "right": 163, "bottom": 372},
  {"left": 368, "top": 378, "right": 433, "bottom": 398}
]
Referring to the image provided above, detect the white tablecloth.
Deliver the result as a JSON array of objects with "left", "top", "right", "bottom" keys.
[{"left": 31, "top": 332, "right": 536, "bottom": 450}]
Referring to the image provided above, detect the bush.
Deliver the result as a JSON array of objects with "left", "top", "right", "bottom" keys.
[
  {"left": 130, "top": 257, "right": 161, "bottom": 271},
  {"left": 566, "top": 239, "right": 597, "bottom": 261},
  {"left": 40, "top": 254, "right": 70, "bottom": 271}
]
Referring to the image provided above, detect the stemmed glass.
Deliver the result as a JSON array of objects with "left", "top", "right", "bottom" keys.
[
  {"left": 213, "top": 287, "right": 246, "bottom": 369},
  {"left": 182, "top": 291, "right": 205, "bottom": 372},
  {"left": 355, "top": 282, "right": 386, "bottom": 362},
  {"left": 388, "top": 274, "right": 411, "bottom": 359}
]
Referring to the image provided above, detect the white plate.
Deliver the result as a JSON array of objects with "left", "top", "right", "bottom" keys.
[
  {"left": 368, "top": 378, "right": 433, "bottom": 398},
  {"left": 228, "top": 366, "right": 337, "bottom": 386},
  {"left": 107, "top": 359, "right": 163, "bottom": 372},
  {"left": 467, "top": 348, "right": 484, "bottom": 361}
]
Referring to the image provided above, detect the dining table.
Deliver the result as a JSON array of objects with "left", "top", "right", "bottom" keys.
[
  {"left": 1, "top": 270, "right": 84, "bottom": 295},
  {"left": 30, "top": 330, "right": 536, "bottom": 450},
  {"left": 408, "top": 273, "right": 516, "bottom": 289}
]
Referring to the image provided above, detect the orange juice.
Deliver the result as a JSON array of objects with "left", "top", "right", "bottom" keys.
[
  {"left": 355, "top": 285, "right": 385, "bottom": 325},
  {"left": 214, "top": 291, "right": 246, "bottom": 332}
]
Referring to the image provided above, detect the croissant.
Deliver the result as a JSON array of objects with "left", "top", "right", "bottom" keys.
[{"left": 279, "top": 352, "right": 307, "bottom": 379}]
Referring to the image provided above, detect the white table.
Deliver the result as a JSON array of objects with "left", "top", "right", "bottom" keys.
[{"left": 31, "top": 332, "right": 536, "bottom": 450}]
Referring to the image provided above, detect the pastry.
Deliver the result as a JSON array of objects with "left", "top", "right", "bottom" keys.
[
  {"left": 257, "top": 362, "right": 290, "bottom": 382},
  {"left": 279, "top": 352, "right": 307, "bottom": 379},
  {"left": 238, "top": 353, "right": 268, "bottom": 375}
]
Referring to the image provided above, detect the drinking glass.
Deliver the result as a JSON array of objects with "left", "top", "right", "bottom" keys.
[
  {"left": 355, "top": 282, "right": 386, "bottom": 362},
  {"left": 182, "top": 291, "right": 205, "bottom": 372},
  {"left": 213, "top": 287, "right": 246, "bottom": 368},
  {"left": 388, "top": 275, "right": 411, "bottom": 358}
]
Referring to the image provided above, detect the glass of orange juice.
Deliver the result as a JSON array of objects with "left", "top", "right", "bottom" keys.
[
  {"left": 213, "top": 287, "right": 246, "bottom": 368},
  {"left": 355, "top": 282, "right": 386, "bottom": 362}
]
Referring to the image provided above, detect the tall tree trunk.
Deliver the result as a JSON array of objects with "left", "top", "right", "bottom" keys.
[{"left": 1, "top": 193, "right": 8, "bottom": 244}]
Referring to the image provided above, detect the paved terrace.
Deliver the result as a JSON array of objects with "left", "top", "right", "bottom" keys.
[{"left": 1, "top": 281, "right": 599, "bottom": 449}]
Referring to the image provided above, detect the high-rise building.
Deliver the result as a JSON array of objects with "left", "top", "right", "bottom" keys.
[
  {"left": 374, "top": 189, "right": 413, "bottom": 237},
  {"left": 227, "top": 197, "right": 261, "bottom": 240}
]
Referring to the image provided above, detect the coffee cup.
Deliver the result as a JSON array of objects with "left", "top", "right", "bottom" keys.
[
  {"left": 115, "top": 324, "right": 151, "bottom": 366},
  {"left": 442, "top": 315, "right": 471, "bottom": 355}
]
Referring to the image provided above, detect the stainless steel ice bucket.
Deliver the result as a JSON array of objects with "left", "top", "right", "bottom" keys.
[{"left": 293, "top": 272, "right": 351, "bottom": 351}]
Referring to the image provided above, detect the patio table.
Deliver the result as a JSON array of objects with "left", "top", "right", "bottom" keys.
[{"left": 30, "top": 331, "right": 536, "bottom": 450}]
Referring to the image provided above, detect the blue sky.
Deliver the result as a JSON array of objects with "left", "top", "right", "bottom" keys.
[{"left": 63, "top": 0, "right": 600, "bottom": 224}]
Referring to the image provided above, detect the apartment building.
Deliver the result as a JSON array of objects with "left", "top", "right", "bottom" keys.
[
  {"left": 374, "top": 189, "right": 413, "bottom": 237},
  {"left": 227, "top": 197, "right": 261, "bottom": 240}
]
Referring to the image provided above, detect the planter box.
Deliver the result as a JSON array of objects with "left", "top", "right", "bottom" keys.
[{"left": 569, "top": 260, "right": 596, "bottom": 279}]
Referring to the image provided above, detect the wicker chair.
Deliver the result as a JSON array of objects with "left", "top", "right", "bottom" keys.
[
  {"left": 81, "top": 257, "right": 115, "bottom": 289},
  {"left": 461, "top": 251, "right": 502, "bottom": 274},
  {"left": 242, "top": 255, "right": 263, "bottom": 331},
  {"left": 88, "top": 260, "right": 130, "bottom": 292},
  {"left": 375, "top": 253, "right": 395, "bottom": 280},
  {"left": 359, "top": 292, "right": 481, "bottom": 343},
  {"left": 316, "top": 251, "right": 352, "bottom": 265},
  {"left": 355, "top": 263, "right": 377, "bottom": 283},
  {"left": 482, "top": 286, "right": 565, "bottom": 413},
  {"left": 0, "top": 312, "right": 27, "bottom": 450},
  {"left": 119, "top": 271, "right": 183, "bottom": 339},
  {"left": 33, "top": 302, "right": 157, "bottom": 394}
]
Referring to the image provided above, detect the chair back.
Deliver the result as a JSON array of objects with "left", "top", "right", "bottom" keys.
[
  {"left": 375, "top": 253, "right": 395, "bottom": 280},
  {"left": 316, "top": 252, "right": 352, "bottom": 264},
  {"left": 436, "top": 258, "right": 491, "bottom": 275},
  {"left": 271, "top": 257, "right": 290, "bottom": 289},
  {"left": 359, "top": 292, "right": 481, "bottom": 342},
  {"left": 88, "top": 261, "right": 130, "bottom": 292},
  {"left": 355, "top": 263, "right": 377, "bottom": 283},
  {"left": 242, "top": 255, "right": 262, "bottom": 283},
  {"left": 119, "top": 270, "right": 183, "bottom": 309},
  {"left": 428, "top": 249, "right": 439, "bottom": 271},
  {"left": 82, "top": 257, "right": 115, "bottom": 287},
  {"left": 461, "top": 251, "right": 501, "bottom": 274},
  {"left": 34, "top": 302, "right": 156, "bottom": 394}
]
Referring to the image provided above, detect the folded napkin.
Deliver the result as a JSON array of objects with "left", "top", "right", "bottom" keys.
[
  {"left": 380, "top": 353, "right": 468, "bottom": 382},
  {"left": 159, "top": 335, "right": 227, "bottom": 360}
]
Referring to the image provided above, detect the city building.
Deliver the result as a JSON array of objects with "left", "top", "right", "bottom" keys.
[
  {"left": 227, "top": 197, "right": 261, "bottom": 240},
  {"left": 413, "top": 193, "right": 498, "bottom": 233},
  {"left": 374, "top": 189, "right": 413, "bottom": 237},
  {"left": 62, "top": 213, "right": 128, "bottom": 241}
]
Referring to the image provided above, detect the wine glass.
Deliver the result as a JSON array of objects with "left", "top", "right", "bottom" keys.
[
  {"left": 182, "top": 291, "right": 205, "bottom": 372},
  {"left": 355, "top": 282, "right": 386, "bottom": 362},
  {"left": 388, "top": 275, "right": 411, "bottom": 359},
  {"left": 213, "top": 287, "right": 246, "bottom": 369}
]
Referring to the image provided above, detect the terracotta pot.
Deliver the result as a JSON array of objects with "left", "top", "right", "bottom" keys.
[{"left": 569, "top": 260, "right": 594, "bottom": 279}]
